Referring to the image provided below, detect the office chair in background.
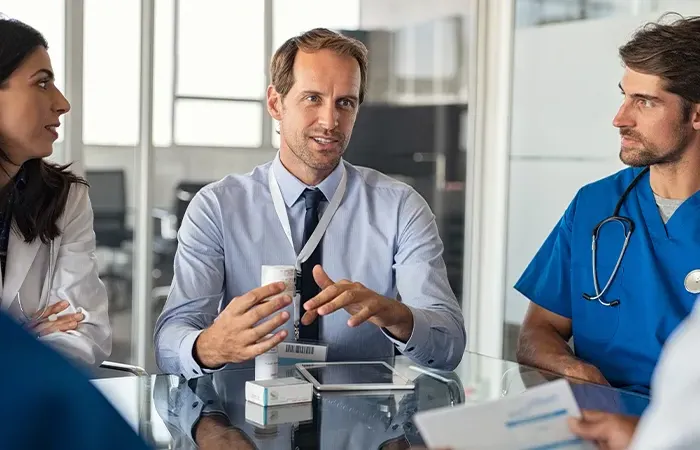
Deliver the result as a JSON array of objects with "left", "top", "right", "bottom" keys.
[{"left": 85, "top": 170, "right": 133, "bottom": 314}]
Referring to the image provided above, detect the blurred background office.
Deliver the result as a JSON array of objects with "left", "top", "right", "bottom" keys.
[{"left": 3, "top": 0, "right": 698, "bottom": 375}]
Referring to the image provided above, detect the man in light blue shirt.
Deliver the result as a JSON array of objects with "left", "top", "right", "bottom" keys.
[{"left": 154, "top": 28, "right": 466, "bottom": 378}]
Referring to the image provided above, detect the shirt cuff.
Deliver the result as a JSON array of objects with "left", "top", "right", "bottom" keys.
[
  {"left": 180, "top": 330, "right": 225, "bottom": 379},
  {"left": 382, "top": 306, "right": 430, "bottom": 356}
]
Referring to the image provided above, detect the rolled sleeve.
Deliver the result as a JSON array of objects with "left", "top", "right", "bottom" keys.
[
  {"left": 154, "top": 188, "right": 226, "bottom": 378},
  {"left": 392, "top": 190, "right": 466, "bottom": 371}
]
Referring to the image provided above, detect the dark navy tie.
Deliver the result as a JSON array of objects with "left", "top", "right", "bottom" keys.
[{"left": 299, "top": 188, "right": 324, "bottom": 341}]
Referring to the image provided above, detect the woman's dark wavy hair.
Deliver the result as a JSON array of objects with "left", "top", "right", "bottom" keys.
[{"left": 0, "top": 17, "right": 86, "bottom": 244}]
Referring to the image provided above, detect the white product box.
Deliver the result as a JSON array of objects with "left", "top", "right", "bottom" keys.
[
  {"left": 245, "top": 401, "right": 313, "bottom": 427},
  {"left": 245, "top": 377, "right": 313, "bottom": 407}
]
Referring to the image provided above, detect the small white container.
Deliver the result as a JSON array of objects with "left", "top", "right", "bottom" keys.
[{"left": 260, "top": 265, "right": 296, "bottom": 300}]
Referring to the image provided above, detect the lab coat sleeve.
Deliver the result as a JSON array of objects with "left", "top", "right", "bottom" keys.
[
  {"left": 513, "top": 191, "right": 581, "bottom": 319},
  {"left": 628, "top": 297, "right": 700, "bottom": 450},
  {"left": 154, "top": 187, "right": 225, "bottom": 378},
  {"left": 39, "top": 184, "right": 111, "bottom": 366},
  {"left": 387, "top": 188, "right": 466, "bottom": 371}
]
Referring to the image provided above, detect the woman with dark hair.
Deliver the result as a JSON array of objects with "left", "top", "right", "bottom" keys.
[{"left": 0, "top": 17, "right": 110, "bottom": 366}]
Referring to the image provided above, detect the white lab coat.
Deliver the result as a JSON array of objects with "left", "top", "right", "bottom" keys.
[
  {"left": 0, "top": 183, "right": 111, "bottom": 366},
  {"left": 629, "top": 297, "right": 700, "bottom": 449}
]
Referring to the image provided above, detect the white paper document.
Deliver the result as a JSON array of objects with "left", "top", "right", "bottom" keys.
[{"left": 414, "top": 379, "right": 596, "bottom": 450}]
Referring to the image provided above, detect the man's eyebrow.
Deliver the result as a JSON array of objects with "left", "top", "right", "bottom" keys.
[
  {"left": 618, "top": 83, "right": 662, "bottom": 102},
  {"left": 299, "top": 90, "right": 322, "bottom": 97},
  {"left": 339, "top": 95, "right": 359, "bottom": 103}
]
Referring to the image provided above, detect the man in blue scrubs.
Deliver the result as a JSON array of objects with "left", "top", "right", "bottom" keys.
[{"left": 516, "top": 15, "right": 700, "bottom": 396}]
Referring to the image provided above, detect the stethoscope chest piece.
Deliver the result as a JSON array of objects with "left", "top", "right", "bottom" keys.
[{"left": 684, "top": 269, "right": 700, "bottom": 294}]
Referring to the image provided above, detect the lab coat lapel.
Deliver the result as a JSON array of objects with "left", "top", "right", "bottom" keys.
[{"left": 1, "top": 230, "right": 41, "bottom": 310}]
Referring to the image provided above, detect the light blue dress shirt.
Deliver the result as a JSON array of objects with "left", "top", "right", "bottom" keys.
[{"left": 154, "top": 155, "right": 466, "bottom": 378}]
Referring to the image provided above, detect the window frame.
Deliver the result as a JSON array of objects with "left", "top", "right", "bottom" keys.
[{"left": 168, "top": 0, "right": 272, "bottom": 149}]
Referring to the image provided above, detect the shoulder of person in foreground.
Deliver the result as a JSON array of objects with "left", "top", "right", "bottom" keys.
[{"left": 0, "top": 311, "right": 150, "bottom": 450}]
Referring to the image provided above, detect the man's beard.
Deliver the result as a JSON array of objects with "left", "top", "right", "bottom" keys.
[
  {"left": 618, "top": 127, "right": 691, "bottom": 167},
  {"left": 285, "top": 129, "right": 347, "bottom": 171}
]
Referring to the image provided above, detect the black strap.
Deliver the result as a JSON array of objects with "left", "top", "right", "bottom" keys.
[{"left": 613, "top": 166, "right": 649, "bottom": 217}]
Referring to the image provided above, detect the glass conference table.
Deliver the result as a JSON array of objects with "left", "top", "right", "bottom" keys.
[{"left": 92, "top": 351, "right": 650, "bottom": 449}]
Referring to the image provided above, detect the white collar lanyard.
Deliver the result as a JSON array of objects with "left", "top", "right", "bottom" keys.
[{"left": 268, "top": 162, "right": 347, "bottom": 340}]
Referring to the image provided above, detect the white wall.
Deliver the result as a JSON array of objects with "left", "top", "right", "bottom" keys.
[{"left": 505, "top": 2, "right": 700, "bottom": 324}]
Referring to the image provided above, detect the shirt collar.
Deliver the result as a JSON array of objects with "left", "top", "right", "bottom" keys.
[{"left": 271, "top": 152, "right": 344, "bottom": 207}]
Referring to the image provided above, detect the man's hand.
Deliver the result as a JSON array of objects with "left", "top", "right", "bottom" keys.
[
  {"left": 28, "top": 300, "right": 85, "bottom": 337},
  {"left": 568, "top": 410, "right": 639, "bottom": 450},
  {"left": 301, "top": 265, "right": 414, "bottom": 342},
  {"left": 194, "top": 282, "right": 291, "bottom": 369},
  {"left": 562, "top": 360, "right": 610, "bottom": 386}
]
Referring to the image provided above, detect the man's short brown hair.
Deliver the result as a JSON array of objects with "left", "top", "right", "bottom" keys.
[
  {"left": 270, "top": 28, "right": 368, "bottom": 104},
  {"left": 619, "top": 13, "right": 700, "bottom": 118}
]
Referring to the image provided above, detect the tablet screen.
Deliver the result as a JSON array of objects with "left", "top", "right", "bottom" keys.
[{"left": 305, "top": 363, "right": 397, "bottom": 385}]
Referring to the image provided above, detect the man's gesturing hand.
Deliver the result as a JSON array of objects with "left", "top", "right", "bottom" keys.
[
  {"left": 301, "top": 266, "right": 414, "bottom": 342},
  {"left": 194, "top": 282, "right": 292, "bottom": 369}
]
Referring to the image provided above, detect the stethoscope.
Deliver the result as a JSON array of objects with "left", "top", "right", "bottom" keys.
[
  {"left": 583, "top": 166, "right": 700, "bottom": 307},
  {"left": 582, "top": 167, "right": 650, "bottom": 307},
  {"left": 15, "top": 239, "right": 55, "bottom": 323}
]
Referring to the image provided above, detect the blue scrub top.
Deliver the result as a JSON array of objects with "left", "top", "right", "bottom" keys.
[
  {"left": 515, "top": 167, "right": 700, "bottom": 395},
  {"left": 0, "top": 312, "right": 150, "bottom": 449}
]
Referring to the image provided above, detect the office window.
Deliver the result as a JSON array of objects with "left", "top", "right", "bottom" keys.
[
  {"left": 83, "top": 0, "right": 141, "bottom": 146},
  {"left": 153, "top": 0, "right": 175, "bottom": 147},
  {"left": 394, "top": 18, "right": 460, "bottom": 79},
  {"left": 272, "top": 0, "right": 361, "bottom": 51},
  {"left": 2, "top": 0, "right": 66, "bottom": 143},
  {"left": 171, "top": 1, "right": 265, "bottom": 147},
  {"left": 174, "top": 99, "right": 262, "bottom": 147},
  {"left": 177, "top": 1, "right": 264, "bottom": 99}
]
